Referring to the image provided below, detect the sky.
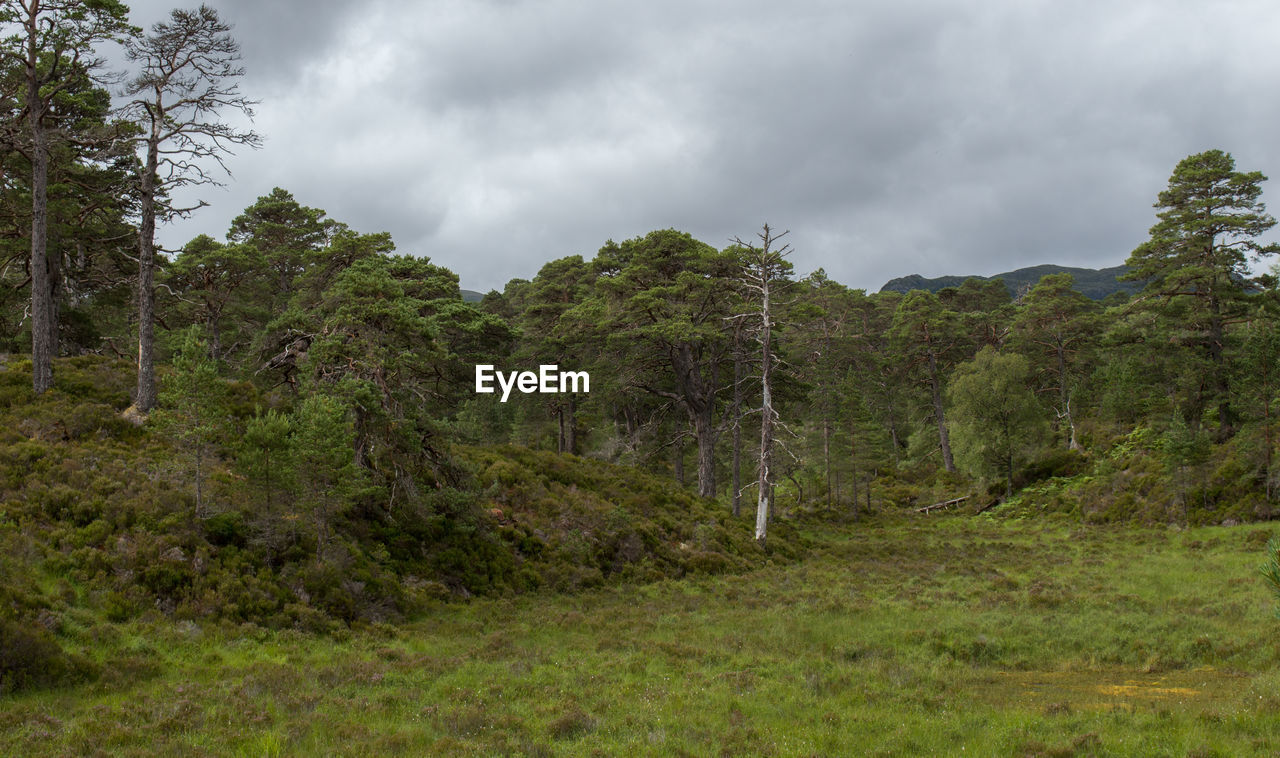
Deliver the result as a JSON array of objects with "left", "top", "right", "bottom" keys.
[{"left": 120, "top": 0, "right": 1280, "bottom": 294}]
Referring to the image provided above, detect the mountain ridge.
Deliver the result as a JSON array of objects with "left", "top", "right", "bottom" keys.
[{"left": 880, "top": 263, "right": 1139, "bottom": 300}]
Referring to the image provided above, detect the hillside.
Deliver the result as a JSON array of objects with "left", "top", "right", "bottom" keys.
[
  {"left": 880, "top": 263, "right": 1140, "bottom": 300},
  {"left": 0, "top": 356, "right": 796, "bottom": 692}
]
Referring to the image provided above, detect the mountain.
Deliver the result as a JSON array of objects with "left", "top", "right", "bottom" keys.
[
  {"left": 880, "top": 264, "right": 1140, "bottom": 300},
  {"left": 460, "top": 289, "right": 485, "bottom": 302}
]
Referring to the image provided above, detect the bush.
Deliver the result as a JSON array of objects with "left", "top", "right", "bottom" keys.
[
  {"left": 1262, "top": 537, "right": 1280, "bottom": 619},
  {"left": 0, "top": 619, "right": 96, "bottom": 693}
]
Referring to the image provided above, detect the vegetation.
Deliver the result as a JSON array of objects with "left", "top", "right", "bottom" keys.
[
  {"left": 881, "top": 263, "right": 1142, "bottom": 300},
  {"left": 2, "top": 515, "right": 1278, "bottom": 755},
  {"left": 0, "top": 2, "right": 1279, "bottom": 753}
]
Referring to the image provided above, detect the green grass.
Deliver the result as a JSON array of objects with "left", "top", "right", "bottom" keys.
[{"left": 3, "top": 514, "right": 1279, "bottom": 756}]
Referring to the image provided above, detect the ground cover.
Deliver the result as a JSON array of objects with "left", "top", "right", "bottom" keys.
[{"left": 2, "top": 514, "right": 1277, "bottom": 756}]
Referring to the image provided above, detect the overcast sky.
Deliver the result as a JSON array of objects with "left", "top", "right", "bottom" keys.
[{"left": 121, "top": 0, "right": 1280, "bottom": 294}]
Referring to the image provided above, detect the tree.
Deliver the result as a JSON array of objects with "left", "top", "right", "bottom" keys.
[
  {"left": 1126, "top": 149, "right": 1280, "bottom": 439},
  {"left": 891, "top": 290, "right": 966, "bottom": 472},
  {"left": 734, "top": 224, "right": 793, "bottom": 545},
  {"left": 228, "top": 186, "right": 332, "bottom": 300},
  {"left": 165, "top": 234, "right": 262, "bottom": 362},
  {"left": 519, "top": 255, "right": 595, "bottom": 453},
  {"left": 1009, "top": 273, "right": 1100, "bottom": 449},
  {"left": 302, "top": 253, "right": 509, "bottom": 500},
  {"left": 593, "top": 229, "right": 739, "bottom": 498},
  {"left": 1241, "top": 313, "right": 1280, "bottom": 500},
  {"left": 791, "top": 269, "right": 855, "bottom": 508},
  {"left": 0, "top": 0, "right": 133, "bottom": 393},
  {"left": 947, "top": 347, "right": 1045, "bottom": 497},
  {"left": 292, "top": 392, "right": 360, "bottom": 558},
  {"left": 122, "top": 4, "right": 260, "bottom": 413},
  {"left": 1162, "top": 408, "right": 1210, "bottom": 525},
  {"left": 0, "top": 52, "right": 137, "bottom": 357},
  {"left": 153, "top": 325, "right": 226, "bottom": 518},
  {"left": 238, "top": 407, "right": 292, "bottom": 513}
]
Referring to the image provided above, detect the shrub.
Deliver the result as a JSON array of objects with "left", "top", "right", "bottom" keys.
[
  {"left": 0, "top": 619, "right": 96, "bottom": 693},
  {"left": 1261, "top": 537, "right": 1280, "bottom": 619}
]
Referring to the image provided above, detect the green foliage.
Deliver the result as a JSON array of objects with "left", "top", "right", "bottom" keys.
[
  {"left": 463, "top": 446, "right": 800, "bottom": 591},
  {"left": 292, "top": 393, "right": 362, "bottom": 554},
  {"left": 237, "top": 408, "right": 293, "bottom": 513},
  {"left": 151, "top": 327, "right": 228, "bottom": 517},
  {"left": 1126, "top": 149, "right": 1279, "bottom": 437},
  {"left": 0, "top": 619, "right": 95, "bottom": 694},
  {"left": 4, "top": 518, "right": 1279, "bottom": 755},
  {"left": 1262, "top": 537, "right": 1280, "bottom": 618},
  {"left": 947, "top": 347, "right": 1046, "bottom": 495}
]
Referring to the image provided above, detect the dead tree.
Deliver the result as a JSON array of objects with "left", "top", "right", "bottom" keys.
[{"left": 734, "top": 224, "right": 793, "bottom": 546}]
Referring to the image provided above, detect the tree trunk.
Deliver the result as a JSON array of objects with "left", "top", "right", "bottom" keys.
[
  {"left": 928, "top": 349, "right": 956, "bottom": 472},
  {"left": 27, "top": 62, "right": 52, "bottom": 394},
  {"left": 885, "top": 387, "right": 902, "bottom": 464},
  {"left": 1208, "top": 292, "right": 1232, "bottom": 439},
  {"left": 693, "top": 404, "right": 716, "bottom": 498},
  {"left": 673, "top": 434, "right": 685, "bottom": 486},
  {"left": 566, "top": 394, "right": 577, "bottom": 455},
  {"left": 756, "top": 277, "right": 774, "bottom": 544},
  {"left": 731, "top": 334, "right": 743, "bottom": 518},
  {"left": 822, "top": 416, "right": 831, "bottom": 507},
  {"left": 670, "top": 343, "right": 718, "bottom": 498},
  {"left": 136, "top": 135, "right": 160, "bottom": 413},
  {"left": 850, "top": 418, "right": 859, "bottom": 518},
  {"left": 207, "top": 312, "right": 223, "bottom": 362},
  {"left": 556, "top": 405, "right": 566, "bottom": 453}
]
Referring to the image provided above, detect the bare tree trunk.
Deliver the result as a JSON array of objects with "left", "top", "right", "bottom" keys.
[
  {"left": 755, "top": 262, "right": 774, "bottom": 545},
  {"left": 136, "top": 137, "right": 159, "bottom": 412},
  {"left": 736, "top": 224, "right": 791, "bottom": 546}
]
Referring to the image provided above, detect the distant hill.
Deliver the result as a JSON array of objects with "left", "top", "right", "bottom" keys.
[
  {"left": 880, "top": 264, "right": 1140, "bottom": 300},
  {"left": 461, "top": 289, "right": 484, "bottom": 302}
]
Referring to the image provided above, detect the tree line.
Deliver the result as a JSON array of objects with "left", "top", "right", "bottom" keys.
[{"left": 2, "top": 1, "right": 1278, "bottom": 538}]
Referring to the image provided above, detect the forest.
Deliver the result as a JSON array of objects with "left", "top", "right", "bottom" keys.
[{"left": 4, "top": 2, "right": 1280, "bottom": 755}]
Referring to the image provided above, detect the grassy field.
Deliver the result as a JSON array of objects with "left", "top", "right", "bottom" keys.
[{"left": 3, "top": 513, "right": 1279, "bottom": 757}]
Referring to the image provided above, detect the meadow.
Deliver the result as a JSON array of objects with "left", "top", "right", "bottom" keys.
[{"left": 3, "top": 513, "right": 1278, "bottom": 757}]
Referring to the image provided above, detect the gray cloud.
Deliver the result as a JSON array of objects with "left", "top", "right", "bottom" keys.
[{"left": 125, "top": 0, "right": 1280, "bottom": 293}]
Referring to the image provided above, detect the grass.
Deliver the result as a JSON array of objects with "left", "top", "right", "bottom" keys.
[{"left": 3, "top": 513, "right": 1279, "bottom": 756}]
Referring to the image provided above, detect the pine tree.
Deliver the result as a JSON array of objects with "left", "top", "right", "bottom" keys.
[{"left": 1126, "top": 149, "right": 1280, "bottom": 438}]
